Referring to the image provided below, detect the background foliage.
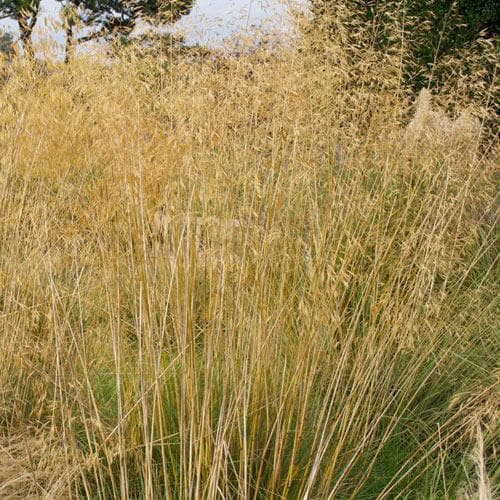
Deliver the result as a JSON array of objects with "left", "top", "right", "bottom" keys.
[{"left": 310, "top": 0, "right": 498, "bottom": 135}]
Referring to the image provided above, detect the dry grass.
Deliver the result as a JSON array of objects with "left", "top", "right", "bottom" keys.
[
  {"left": 0, "top": 429, "right": 71, "bottom": 498},
  {"left": 0, "top": 27, "right": 498, "bottom": 499}
]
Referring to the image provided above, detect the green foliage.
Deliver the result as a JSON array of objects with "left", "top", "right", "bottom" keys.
[
  {"left": 311, "top": 0, "right": 498, "bottom": 84},
  {"left": 0, "top": 0, "right": 39, "bottom": 21},
  {"left": 310, "top": 0, "right": 499, "bottom": 136},
  {"left": 0, "top": 0, "right": 40, "bottom": 56},
  {"left": 0, "top": 29, "right": 13, "bottom": 55},
  {"left": 0, "top": 0, "right": 195, "bottom": 60},
  {"left": 58, "top": 0, "right": 195, "bottom": 44}
]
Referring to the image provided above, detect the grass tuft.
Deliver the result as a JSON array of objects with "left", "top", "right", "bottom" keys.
[{"left": 0, "top": 26, "right": 498, "bottom": 498}]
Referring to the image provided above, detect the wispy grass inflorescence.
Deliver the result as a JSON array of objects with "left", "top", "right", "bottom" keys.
[{"left": 0, "top": 22, "right": 498, "bottom": 499}]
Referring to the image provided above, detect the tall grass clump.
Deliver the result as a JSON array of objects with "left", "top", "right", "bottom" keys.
[{"left": 0, "top": 25, "right": 498, "bottom": 498}]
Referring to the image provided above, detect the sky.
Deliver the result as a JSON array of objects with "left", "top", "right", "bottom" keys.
[{"left": 0, "top": 0, "right": 302, "bottom": 54}]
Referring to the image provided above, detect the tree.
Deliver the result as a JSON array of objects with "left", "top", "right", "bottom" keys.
[
  {"left": 310, "top": 0, "right": 498, "bottom": 88},
  {"left": 59, "top": 0, "right": 195, "bottom": 61},
  {"left": 0, "top": 29, "right": 14, "bottom": 57},
  {"left": 0, "top": 0, "right": 40, "bottom": 58},
  {"left": 310, "top": 0, "right": 499, "bottom": 140}
]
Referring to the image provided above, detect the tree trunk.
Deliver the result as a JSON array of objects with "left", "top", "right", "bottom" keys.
[
  {"left": 65, "top": 24, "right": 74, "bottom": 64},
  {"left": 18, "top": 14, "right": 37, "bottom": 61}
]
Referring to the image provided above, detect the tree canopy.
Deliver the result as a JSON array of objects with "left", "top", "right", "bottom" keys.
[
  {"left": 311, "top": 0, "right": 498, "bottom": 87},
  {"left": 0, "top": 0, "right": 40, "bottom": 57},
  {"left": 59, "top": 0, "right": 194, "bottom": 44},
  {"left": 0, "top": 0, "right": 195, "bottom": 60}
]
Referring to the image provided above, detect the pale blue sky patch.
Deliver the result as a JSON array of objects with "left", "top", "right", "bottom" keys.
[{"left": 0, "top": 0, "right": 304, "bottom": 56}]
